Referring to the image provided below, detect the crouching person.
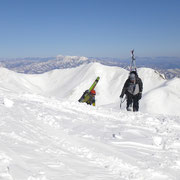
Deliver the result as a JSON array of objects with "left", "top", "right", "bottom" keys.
[{"left": 86, "top": 89, "right": 96, "bottom": 106}]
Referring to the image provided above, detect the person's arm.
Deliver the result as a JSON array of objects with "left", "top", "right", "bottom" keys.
[
  {"left": 120, "top": 79, "right": 129, "bottom": 98},
  {"left": 137, "top": 78, "right": 143, "bottom": 100},
  {"left": 138, "top": 78, "right": 143, "bottom": 93}
]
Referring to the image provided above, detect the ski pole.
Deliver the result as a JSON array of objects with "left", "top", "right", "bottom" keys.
[
  {"left": 120, "top": 98, "right": 123, "bottom": 109},
  {"left": 120, "top": 96, "right": 126, "bottom": 109}
]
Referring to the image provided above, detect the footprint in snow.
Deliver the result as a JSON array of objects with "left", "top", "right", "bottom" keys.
[{"left": 3, "top": 98, "right": 14, "bottom": 108}]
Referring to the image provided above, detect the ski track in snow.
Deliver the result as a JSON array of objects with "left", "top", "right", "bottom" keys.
[{"left": 0, "top": 91, "right": 180, "bottom": 180}]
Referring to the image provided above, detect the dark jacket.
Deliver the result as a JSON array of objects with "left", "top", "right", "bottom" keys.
[{"left": 120, "top": 74, "right": 143, "bottom": 98}]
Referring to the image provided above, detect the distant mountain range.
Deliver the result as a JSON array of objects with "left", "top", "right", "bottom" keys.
[{"left": 0, "top": 55, "right": 180, "bottom": 79}]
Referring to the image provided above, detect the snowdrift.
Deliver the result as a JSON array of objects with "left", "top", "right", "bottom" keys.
[
  {"left": 0, "top": 63, "right": 180, "bottom": 180},
  {"left": 0, "top": 92, "right": 180, "bottom": 180},
  {"left": 0, "top": 63, "right": 179, "bottom": 115}
]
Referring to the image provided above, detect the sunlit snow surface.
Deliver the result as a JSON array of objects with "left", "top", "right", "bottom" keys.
[{"left": 0, "top": 63, "right": 180, "bottom": 180}]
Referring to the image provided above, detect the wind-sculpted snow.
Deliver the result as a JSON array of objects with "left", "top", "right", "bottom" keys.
[
  {"left": 0, "top": 63, "right": 180, "bottom": 115},
  {"left": 0, "top": 63, "right": 180, "bottom": 179},
  {"left": 0, "top": 91, "right": 180, "bottom": 180}
]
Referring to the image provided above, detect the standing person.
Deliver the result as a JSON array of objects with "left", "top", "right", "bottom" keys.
[{"left": 120, "top": 71, "right": 143, "bottom": 112}]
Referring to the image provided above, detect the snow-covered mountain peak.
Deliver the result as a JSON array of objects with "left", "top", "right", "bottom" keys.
[
  {"left": 56, "top": 54, "right": 88, "bottom": 62},
  {"left": 138, "top": 67, "right": 165, "bottom": 79}
]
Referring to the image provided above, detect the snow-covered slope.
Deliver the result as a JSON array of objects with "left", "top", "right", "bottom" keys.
[
  {"left": 0, "top": 63, "right": 180, "bottom": 180},
  {"left": 0, "top": 93, "right": 180, "bottom": 180},
  {"left": 0, "top": 63, "right": 179, "bottom": 115}
]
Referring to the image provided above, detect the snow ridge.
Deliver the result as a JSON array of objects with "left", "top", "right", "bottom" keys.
[{"left": 0, "top": 63, "right": 180, "bottom": 115}]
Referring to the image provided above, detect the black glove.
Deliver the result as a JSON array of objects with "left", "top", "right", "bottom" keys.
[
  {"left": 120, "top": 94, "right": 123, "bottom": 98},
  {"left": 138, "top": 92, "right": 142, "bottom": 100}
]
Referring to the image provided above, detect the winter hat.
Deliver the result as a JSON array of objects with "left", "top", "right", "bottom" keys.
[
  {"left": 90, "top": 90, "right": 96, "bottom": 95},
  {"left": 130, "top": 71, "right": 137, "bottom": 76}
]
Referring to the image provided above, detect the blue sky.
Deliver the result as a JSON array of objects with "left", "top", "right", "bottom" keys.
[{"left": 0, "top": 0, "right": 180, "bottom": 58}]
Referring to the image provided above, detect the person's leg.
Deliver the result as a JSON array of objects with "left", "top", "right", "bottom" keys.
[
  {"left": 126, "top": 92, "right": 133, "bottom": 111},
  {"left": 133, "top": 95, "right": 139, "bottom": 112},
  {"left": 92, "top": 97, "right": 95, "bottom": 106}
]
